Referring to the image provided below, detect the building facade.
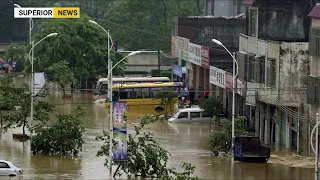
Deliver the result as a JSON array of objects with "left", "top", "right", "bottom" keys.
[
  {"left": 238, "top": 0, "right": 317, "bottom": 155},
  {"left": 204, "top": 0, "right": 245, "bottom": 17},
  {"left": 172, "top": 15, "right": 246, "bottom": 110}
]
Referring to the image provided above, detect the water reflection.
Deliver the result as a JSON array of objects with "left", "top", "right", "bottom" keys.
[{"left": 0, "top": 89, "right": 316, "bottom": 179}]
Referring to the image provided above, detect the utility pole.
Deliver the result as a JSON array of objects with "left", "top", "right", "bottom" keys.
[
  {"left": 158, "top": 50, "right": 161, "bottom": 77},
  {"left": 316, "top": 113, "right": 319, "bottom": 180}
]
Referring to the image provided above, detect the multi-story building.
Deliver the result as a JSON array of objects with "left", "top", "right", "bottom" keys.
[
  {"left": 238, "top": 0, "right": 317, "bottom": 155},
  {"left": 307, "top": 3, "right": 320, "bottom": 154},
  {"left": 204, "top": 0, "right": 245, "bottom": 17},
  {"left": 172, "top": 15, "right": 246, "bottom": 114}
]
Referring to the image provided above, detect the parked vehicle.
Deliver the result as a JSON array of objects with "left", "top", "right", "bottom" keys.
[
  {"left": 168, "top": 107, "right": 211, "bottom": 123},
  {"left": 0, "top": 160, "right": 23, "bottom": 176},
  {"left": 233, "top": 136, "right": 270, "bottom": 163}
]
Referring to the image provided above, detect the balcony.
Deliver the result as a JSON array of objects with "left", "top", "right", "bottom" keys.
[{"left": 239, "top": 33, "right": 267, "bottom": 56}]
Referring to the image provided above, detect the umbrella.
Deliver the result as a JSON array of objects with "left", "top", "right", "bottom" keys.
[
  {"left": 0, "top": 59, "right": 4, "bottom": 63},
  {"left": 2, "top": 63, "right": 11, "bottom": 68}
]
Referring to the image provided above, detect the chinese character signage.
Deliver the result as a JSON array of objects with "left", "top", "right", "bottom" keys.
[
  {"left": 176, "top": 36, "right": 189, "bottom": 61},
  {"left": 172, "top": 64, "right": 182, "bottom": 77},
  {"left": 209, "top": 66, "right": 226, "bottom": 89},
  {"left": 113, "top": 131, "right": 127, "bottom": 161},
  {"left": 188, "top": 42, "right": 201, "bottom": 66},
  {"left": 237, "top": 79, "right": 244, "bottom": 96},
  {"left": 226, "top": 73, "right": 233, "bottom": 91},
  {"left": 201, "top": 46, "right": 210, "bottom": 69},
  {"left": 113, "top": 101, "right": 127, "bottom": 161},
  {"left": 171, "top": 36, "right": 176, "bottom": 57}
]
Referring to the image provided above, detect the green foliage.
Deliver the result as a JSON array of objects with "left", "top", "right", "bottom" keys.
[
  {"left": 30, "top": 14, "right": 126, "bottom": 79},
  {"left": 4, "top": 84, "right": 54, "bottom": 135},
  {"left": 0, "top": 75, "right": 53, "bottom": 135},
  {"left": 45, "top": 60, "right": 75, "bottom": 96},
  {"left": 4, "top": 44, "right": 28, "bottom": 72},
  {"left": 210, "top": 117, "right": 254, "bottom": 155},
  {"left": 0, "top": 75, "right": 15, "bottom": 129},
  {"left": 154, "top": 91, "right": 178, "bottom": 117},
  {"left": 31, "top": 106, "right": 86, "bottom": 156},
  {"left": 199, "top": 97, "right": 224, "bottom": 118},
  {"left": 96, "top": 114, "right": 199, "bottom": 179},
  {"left": 101, "top": 0, "right": 203, "bottom": 52},
  {"left": 151, "top": 69, "right": 171, "bottom": 78}
]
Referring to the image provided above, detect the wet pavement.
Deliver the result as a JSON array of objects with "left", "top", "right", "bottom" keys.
[{"left": 0, "top": 89, "right": 315, "bottom": 179}]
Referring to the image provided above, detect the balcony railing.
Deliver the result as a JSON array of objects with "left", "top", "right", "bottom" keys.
[{"left": 239, "top": 33, "right": 267, "bottom": 56}]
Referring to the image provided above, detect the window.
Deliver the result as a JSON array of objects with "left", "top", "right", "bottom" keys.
[
  {"left": 249, "top": 9, "right": 257, "bottom": 37},
  {"left": 259, "top": 57, "right": 265, "bottom": 84},
  {"left": 190, "top": 112, "right": 201, "bottom": 118},
  {"left": 248, "top": 56, "right": 255, "bottom": 82},
  {"left": 266, "top": 58, "right": 276, "bottom": 87},
  {"left": 99, "top": 84, "right": 108, "bottom": 95},
  {"left": 202, "top": 111, "right": 211, "bottom": 118},
  {"left": 310, "top": 27, "right": 320, "bottom": 56},
  {"left": 0, "top": 162, "right": 9, "bottom": 168},
  {"left": 178, "top": 112, "right": 188, "bottom": 119}
]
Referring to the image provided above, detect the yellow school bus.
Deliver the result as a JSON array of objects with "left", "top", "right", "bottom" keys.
[{"left": 106, "top": 82, "right": 183, "bottom": 112}]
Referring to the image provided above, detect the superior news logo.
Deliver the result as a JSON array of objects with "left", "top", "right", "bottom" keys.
[{"left": 14, "top": 7, "right": 80, "bottom": 18}]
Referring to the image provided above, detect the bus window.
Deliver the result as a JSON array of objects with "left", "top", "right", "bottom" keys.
[
  {"left": 120, "top": 91, "right": 128, "bottom": 99},
  {"left": 100, "top": 84, "right": 108, "bottom": 95},
  {"left": 136, "top": 91, "right": 143, "bottom": 98}
]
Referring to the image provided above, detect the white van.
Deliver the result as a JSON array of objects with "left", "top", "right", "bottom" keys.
[{"left": 168, "top": 107, "right": 212, "bottom": 123}]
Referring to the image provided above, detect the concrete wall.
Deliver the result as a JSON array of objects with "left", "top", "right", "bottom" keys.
[
  {"left": 176, "top": 17, "right": 246, "bottom": 48},
  {"left": 204, "top": 0, "right": 245, "bottom": 17},
  {"left": 309, "top": 18, "right": 320, "bottom": 120},
  {"left": 254, "top": 0, "right": 316, "bottom": 41},
  {"left": 278, "top": 42, "right": 309, "bottom": 106}
]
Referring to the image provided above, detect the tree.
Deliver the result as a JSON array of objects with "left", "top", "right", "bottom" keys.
[
  {"left": 29, "top": 14, "right": 126, "bottom": 80},
  {"left": 101, "top": 0, "right": 203, "bottom": 52},
  {"left": 154, "top": 91, "right": 178, "bottom": 117},
  {"left": 4, "top": 84, "right": 54, "bottom": 137},
  {"left": 210, "top": 117, "right": 253, "bottom": 155},
  {"left": 31, "top": 106, "right": 86, "bottom": 156},
  {"left": 199, "top": 97, "right": 224, "bottom": 129},
  {"left": 0, "top": 75, "right": 15, "bottom": 134},
  {"left": 96, "top": 114, "right": 199, "bottom": 179},
  {"left": 4, "top": 44, "right": 28, "bottom": 72},
  {"left": 45, "top": 61, "right": 75, "bottom": 97}
]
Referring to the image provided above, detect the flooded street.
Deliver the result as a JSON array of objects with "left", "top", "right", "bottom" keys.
[{"left": 0, "top": 88, "right": 315, "bottom": 179}]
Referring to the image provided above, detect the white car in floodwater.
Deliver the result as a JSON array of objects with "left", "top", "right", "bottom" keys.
[
  {"left": 168, "top": 107, "right": 212, "bottom": 123},
  {"left": 0, "top": 160, "right": 23, "bottom": 176}
]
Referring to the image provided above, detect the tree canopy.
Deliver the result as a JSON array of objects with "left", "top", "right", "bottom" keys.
[
  {"left": 31, "top": 106, "right": 86, "bottom": 156},
  {"left": 29, "top": 14, "right": 126, "bottom": 79}
]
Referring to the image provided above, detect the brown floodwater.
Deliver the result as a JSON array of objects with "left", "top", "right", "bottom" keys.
[{"left": 0, "top": 87, "right": 315, "bottom": 179}]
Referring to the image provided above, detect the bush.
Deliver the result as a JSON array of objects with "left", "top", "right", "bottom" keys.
[
  {"left": 210, "top": 117, "right": 253, "bottom": 155},
  {"left": 31, "top": 106, "right": 85, "bottom": 156},
  {"left": 154, "top": 91, "right": 178, "bottom": 117}
]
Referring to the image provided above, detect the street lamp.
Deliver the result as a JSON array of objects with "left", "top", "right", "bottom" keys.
[
  {"left": 212, "top": 39, "right": 239, "bottom": 156},
  {"left": 28, "top": 33, "right": 58, "bottom": 135},
  {"left": 14, "top": 3, "right": 33, "bottom": 45},
  {"left": 89, "top": 19, "right": 141, "bottom": 177}
]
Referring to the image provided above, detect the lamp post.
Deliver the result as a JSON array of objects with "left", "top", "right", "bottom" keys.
[
  {"left": 28, "top": 33, "right": 58, "bottom": 133},
  {"left": 14, "top": 4, "right": 33, "bottom": 45},
  {"left": 310, "top": 113, "right": 320, "bottom": 180},
  {"left": 211, "top": 39, "right": 239, "bottom": 155},
  {"left": 89, "top": 20, "right": 141, "bottom": 178}
]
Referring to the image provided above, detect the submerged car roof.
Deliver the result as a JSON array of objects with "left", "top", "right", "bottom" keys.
[{"left": 178, "top": 107, "right": 204, "bottom": 112}]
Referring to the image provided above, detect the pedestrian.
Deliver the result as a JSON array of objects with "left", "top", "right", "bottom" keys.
[
  {"left": 204, "top": 86, "right": 210, "bottom": 99},
  {"left": 197, "top": 86, "right": 202, "bottom": 104},
  {"left": 12, "top": 61, "right": 16, "bottom": 72},
  {"left": 189, "top": 86, "right": 195, "bottom": 106}
]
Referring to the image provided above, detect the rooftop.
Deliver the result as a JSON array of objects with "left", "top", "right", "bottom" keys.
[{"left": 308, "top": 3, "right": 320, "bottom": 19}]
